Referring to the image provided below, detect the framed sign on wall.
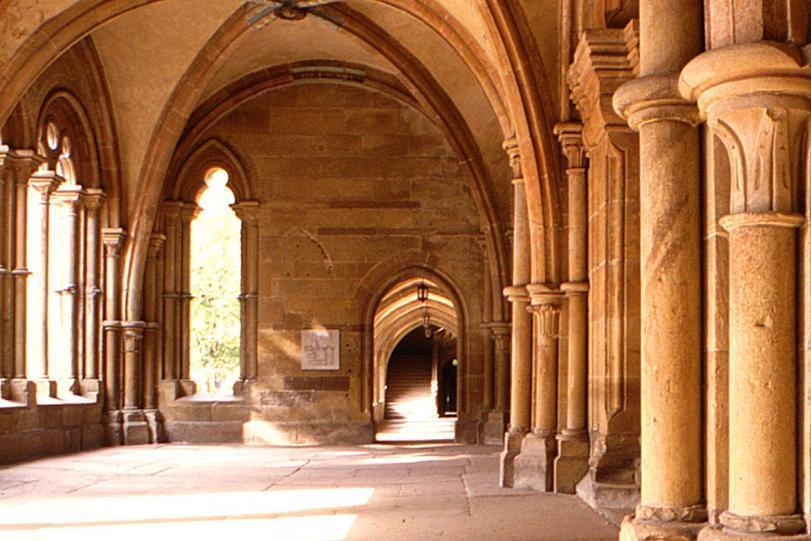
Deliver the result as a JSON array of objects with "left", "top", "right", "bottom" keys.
[{"left": 301, "top": 329, "right": 340, "bottom": 370}]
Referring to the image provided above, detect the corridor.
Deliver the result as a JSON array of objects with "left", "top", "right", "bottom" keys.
[{"left": 0, "top": 444, "right": 617, "bottom": 541}]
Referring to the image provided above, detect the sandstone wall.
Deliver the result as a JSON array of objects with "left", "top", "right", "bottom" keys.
[{"left": 161, "top": 83, "right": 486, "bottom": 444}]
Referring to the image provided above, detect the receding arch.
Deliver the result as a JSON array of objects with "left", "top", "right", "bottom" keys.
[{"left": 169, "top": 138, "right": 255, "bottom": 204}]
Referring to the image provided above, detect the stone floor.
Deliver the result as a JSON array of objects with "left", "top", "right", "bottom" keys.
[{"left": 0, "top": 443, "right": 618, "bottom": 541}]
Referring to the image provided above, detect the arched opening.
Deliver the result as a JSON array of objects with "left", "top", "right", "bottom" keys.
[
  {"left": 372, "top": 277, "right": 461, "bottom": 442},
  {"left": 189, "top": 167, "right": 241, "bottom": 395}
]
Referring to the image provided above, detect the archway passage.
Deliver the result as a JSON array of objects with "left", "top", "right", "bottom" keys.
[
  {"left": 377, "top": 326, "right": 456, "bottom": 442},
  {"left": 372, "top": 277, "right": 460, "bottom": 443}
]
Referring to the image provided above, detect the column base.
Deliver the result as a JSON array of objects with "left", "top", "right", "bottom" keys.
[
  {"left": 121, "top": 408, "right": 150, "bottom": 445},
  {"left": 144, "top": 409, "right": 163, "bottom": 443},
  {"left": 233, "top": 378, "right": 257, "bottom": 399},
  {"left": 159, "top": 379, "right": 198, "bottom": 403},
  {"left": 698, "top": 524, "right": 811, "bottom": 541},
  {"left": 482, "top": 410, "right": 507, "bottom": 445},
  {"left": 0, "top": 378, "right": 9, "bottom": 400},
  {"left": 56, "top": 378, "right": 81, "bottom": 399},
  {"left": 514, "top": 430, "right": 556, "bottom": 491},
  {"left": 500, "top": 427, "right": 527, "bottom": 487},
  {"left": 104, "top": 410, "right": 123, "bottom": 446},
  {"left": 79, "top": 378, "right": 102, "bottom": 402},
  {"left": 34, "top": 378, "right": 57, "bottom": 398},
  {"left": 621, "top": 514, "right": 706, "bottom": 541},
  {"left": 9, "top": 379, "right": 35, "bottom": 405},
  {"left": 554, "top": 431, "right": 589, "bottom": 494}
]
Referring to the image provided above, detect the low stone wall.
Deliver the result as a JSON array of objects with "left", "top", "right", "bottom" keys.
[{"left": 0, "top": 402, "right": 104, "bottom": 464}]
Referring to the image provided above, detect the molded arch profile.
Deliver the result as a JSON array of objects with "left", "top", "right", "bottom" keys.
[{"left": 169, "top": 138, "right": 255, "bottom": 204}]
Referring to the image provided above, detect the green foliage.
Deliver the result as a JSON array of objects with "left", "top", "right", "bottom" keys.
[{"left": 189, "top": 204, "right": 241, "bottom": 392}]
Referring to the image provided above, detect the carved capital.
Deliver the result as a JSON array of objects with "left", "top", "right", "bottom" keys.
[
  {"left": 554, "top": 122, "right": 586, "bottom": 169},
  {"left": 502, "top": 136, "right": 522, "bottom": 180},
  {"left": 614, "top": 74, "right": 700, "bottom": 130},
  {"left": 503, "top": 285, "right": 529, "bottom": 304},
  {"left": 232, "top": 200, "right": 260, "bottom": 224},
  {"left": 52, "top": 184, "right": 84, "bottom": 209},
  {"left": 6, "top": 150, "right": 45, "bottom": 184},
  {"left": 28, "top": 170, "right": 62, "bottom": 199},
  {"left": 83, "top": 188, "right": 106, "bottom": 212},
  {"left": 533, "top": 303, "right": 561, "bottom": 338},
  {"left": 147, "top": 234, "right": 167, "bottom": 260},
  {"left": 712, "top": 106, "right": 809, "bottom": 214},
  {"left": 179, "top": 202, "right": 200, "bottom": 223},
  {"left": 102, "top": 228, "right": 128, "bottom": 258}
]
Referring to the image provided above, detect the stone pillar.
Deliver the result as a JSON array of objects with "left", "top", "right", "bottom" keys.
[
  {"left": 82, "top": 189, "right": 104, "bottom": 399},
  {"left": 614, "top": 1, "right": 705, "bottom": 538},
  {"left": 52, "top": 185, "right": 83, "bottom": 397},
  {"left": 233, "top": 201, "right": 259, "bottom": 393},
  {"left": 178, "top": 204, "right": 197, "bottom": 383},
  {"left": 102, "top": 227, "right": 126, "bottom": 444},
  {"left": 681, "top": 41, "right": 811, "bottom": 540},
  {"left": 568, "top": 21, "right": 641, "bottom": 513},
  {"left": 514, "top": 287, "right": 561, "bottom": 492},
  {"left": 0, "top": 146, "right": 11, "bottom": 395},
  {"left": 120, "top": 321, "right": 149, "bottom": 445},
  {"left": 500, "top": 136, "right": 533, "bottom": 487},
  {"left": 27, "top": 172, "right": 62, "bottom": 397},
  {"left": 161, "top": 202, "right": 181, "bottom": 384},
  {"left": 483, "top": 321, "right": 511, "bottom": 444},
  {"left": 6, "top": 152, "right": 43, "bottom": 404},
  {"left": 554, "top": 122, "right": 590, "bottom": 493},
  {"left": 143, "top": 234, "right": 164, "bottom": 442}
]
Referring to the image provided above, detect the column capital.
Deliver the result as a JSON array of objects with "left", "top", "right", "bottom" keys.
[
  {"left": 83, "top": 188, "right": 106, "bottom": 211},
  {"left": 503, "top": 285, "right": 529, "bottom": 304},
  {"left": 52, "top": 183, "right": 84, "bottom": 207},
  {"left": 162, "top": 200, "right": 184, "bottom": 219},
  {"left": 6, "top": 150, "right": 45, "bottom": 183},
  {"left": 502, "top": 136, "right": 523, "bottom": 180},
  {"left": 232, "top": 200, "right": 260, "bottom": 223},
  {"left": 28, "top": 170, "right": 63, "bottom": 196},
  {"left": 554, "top": 122, "right": 586, "bottom": 170},
  {"left": 179, "top": 202, "right": 200, "bottom": 223},
  {"left": 102, "top": 228, "right": 128, "bottom": 257},
  {"left": 147, "top": 233, "right": 167, "bottom": 260},
  {"left": 483, "top": 321, "right": 511, "bottom": 337},
  {"left": 614, "top": 74, "right": 701, "bottom": 131},
  {"left": 530, "top": 303, "right": 562, "bottom": 338},
  {"left": 681, "top": 43, "right": 811, "bottom": 215}
]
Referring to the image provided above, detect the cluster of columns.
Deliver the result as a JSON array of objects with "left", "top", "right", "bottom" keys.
[
  {"left": 499, "top": 132, "right": 590, "bottom": 493},
  {"left": 612, "top": 0, "right": 811, "bottom": 539}
]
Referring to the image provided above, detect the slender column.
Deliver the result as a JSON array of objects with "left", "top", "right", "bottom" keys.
[
  {"left": 178, "top": 204, "right": 197, "bottom": 382},
  {"left": 10, "top": 153, "right": 44, "bottom": 392},
  {"left": 0, "top": 146, "right": 11, "bottom": 390},
  {"left": 500, "top": 136, "right": 533, "bottom": 487},
  {"left": 233, "top": 201, "right": 259, "bottom": 389},
  {"left": 490, "top": 323, "right": 510, "bottom": 413},
  {"left": 143, "top": 234, "right": 165, "bottom": 410},
  {"left": 682, "top": 41, "right": 811, "bottom": 539},
  {"left": 83, "top": 189, "right": 105, "bottom": 382},
  {"left": 481, "top": 248, "right": 494, "bottom": 413},
  {"left": 27, "top": 172, "right": 62, "bottom": 395},
  {"left": 120, "top": 320, "right": 150, "bottom": 445},
  {"left": 514, "top": 287, "right": 561, "bottom": 492},
  {"left": 161, "top": 202, "right": 182, "bottom": 382},
  {"left": 554, "top": 123, "right": 590, "bottom": 493},
  {"left": 52, "top": 185, "right": 83, "bottom": 396},
  {"left": 102, "top": 228, "right": 126, "bottom": 411},
  {"left": 614, "top": 1, "right": 705, "bottom": 537}
]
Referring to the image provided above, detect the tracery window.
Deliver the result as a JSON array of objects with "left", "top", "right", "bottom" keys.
[{"left": 189, "top": 167, "right": 241, "bottom": 393}]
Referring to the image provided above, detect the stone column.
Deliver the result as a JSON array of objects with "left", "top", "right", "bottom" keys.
[
  {"left": 178, "top": 204, "right": 197, "bottom": 383},
  {"left": 102, "top": 227, "right": 126, "bottom": 444},
  {"left": 682, "top": 42, "right": 811, "bottom": 540},
  {"left": 0, "top": 146, "right": 11, "bottom": 394},
  {"left": 233, "top": 201, "right": 259, "bottom": 392},
  {"left": 614, "top": 2, "right": 705, "bottom": 538},
  {"left": 514, "top": 287, "right": 561, "bottom": 492},
  {"left": 500, "top": 136, "right": 533, "bottom": 487},
  {"left": 483, "top": 321, "right": 511, "bottom": 444},
  {"left": 481, "top": 250, "right": 494, "bottom": 415},
  {"left": 554, "top": 122, "right": 590, "bottom": 493},
  {"left": 82, "top": 189, "right": 105, "bottom": 398},
  {"left": 27, "top": 172, "right": 62, "bottom": 397},
  {"left": 143, "top": 234, "right": 165, "bottom": 411},
  {"left": 161, "top": 202, "right": 181, "bottom": 384},
  {"left": 121, "top": 321, "right": 149, "bottom": 445},
  {"left": 52, "top": 185, "right": 83, "bottom": 397},
  {"left": 7, "top": 152, "right": 43, "bottom": 404}
]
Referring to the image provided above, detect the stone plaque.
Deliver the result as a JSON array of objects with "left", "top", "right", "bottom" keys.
[{"left": 301, "top": 329, "right": 340, "bottom": 370}]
